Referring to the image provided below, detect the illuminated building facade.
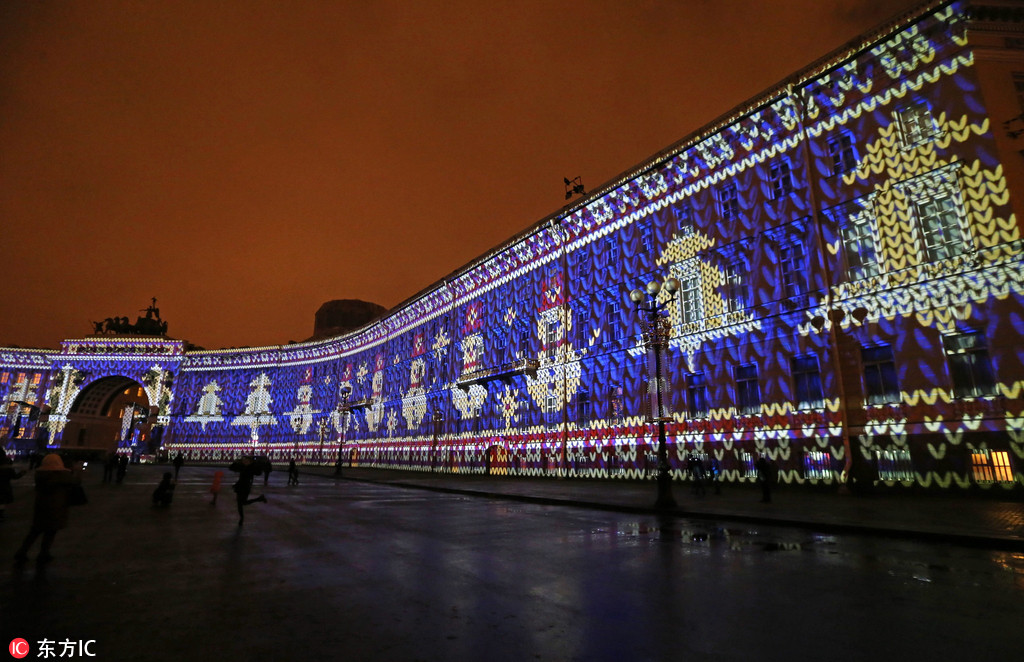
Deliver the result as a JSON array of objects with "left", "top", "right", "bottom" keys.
[{"left": 3, "top": 0, "right": 1024, "bottom": 494}]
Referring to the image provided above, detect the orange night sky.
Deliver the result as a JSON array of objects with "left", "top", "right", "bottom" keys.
[{"left": 1, "top": 0, "right": 921, "bottom": 350}]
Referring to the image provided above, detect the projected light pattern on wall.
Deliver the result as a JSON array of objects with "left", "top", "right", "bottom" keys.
[{"left": 1, "top": 1, "right": 1022, "bottom": 494}]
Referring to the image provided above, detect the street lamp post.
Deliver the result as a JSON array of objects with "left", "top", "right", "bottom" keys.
[
  {"left": 335, "top": 386, "right": 351, "bottom": 477},
  {"left": 630, "top": 277, "right": 680, "bottom": 510}
]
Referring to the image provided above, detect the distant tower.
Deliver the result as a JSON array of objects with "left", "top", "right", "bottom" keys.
[{"left": 312, "top": 299, "right": 387, "bottom": 340}]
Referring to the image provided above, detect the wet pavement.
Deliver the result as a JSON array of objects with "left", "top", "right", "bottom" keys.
[{"left": 0, "top": 463, "right": 1022, "bottom": 661}]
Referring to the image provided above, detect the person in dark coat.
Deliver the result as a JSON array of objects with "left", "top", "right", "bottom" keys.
[
  {"left": 287, "top": 459, "right": 299, "bottom": 486},
  {"left": 116, "top": 453, "right": 129, "bottom": 483},
  {"left": 755, "top": 454, "right": 774, "bottom": 503},
  {"left": 229, "top": 456, "right": 267, "bottom": 526},
  {"left": 152, "top": 472, "right": 175, "bottom": 507},
  {"left": 0, "top": 454, "right": 27, "bottom": 522},
  {"left": 103, "top": 450, "right": 117, "bottom": 483},
  {"left": 172, "top": 452, "right": 185, "bottom": 480},
  {"left": 14, "top": 453, "right": 81, "bottom": 562}
]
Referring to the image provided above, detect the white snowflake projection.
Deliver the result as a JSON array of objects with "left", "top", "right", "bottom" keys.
[
  {"left": 184, "top": 380, "right": 225, "bottom": 430},
  {"left": 433, "top": 327, "right": 450, "bottom": 358},
  {"left": 385, "top": 408, "right": 399, "bottom": 438},
  {"left": 497, "top": 384, "right": 522, "bottom": 430},
  {"left": 230, "top": 372, "right": 278, "bottom": 442},
  {"left": 285, "top": 370, "right": 320, "bottom": 435}
]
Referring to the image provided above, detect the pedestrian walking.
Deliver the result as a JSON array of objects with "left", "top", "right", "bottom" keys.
[
  {"left": 116, "top": 454, "right": 129, "bottom": 484},
  {"left": 755, "top": 454, "right": 774, "bottom": 503},
  {"left": 709, "top": 458, "right": 722, "bottom": 495},
  {"left": 229, "top": 456, "right": 267, "bottom": 526},
  {"left": 209, "top": 470, "right": 224, "bottom": 505},
  {"left": 152, "top": 472, "right": 176, "bottom": 507},
  {"left": 0, "top": 454, "right": 27, "bottom": 522},
  {"left": 689, "top": 454, "right": 707, "bottom": 497},
  {"left": 263, "top": 459, "right": 272, "bottom": 486},
  {"left": 172, "top": 452, "right": 185, "bottom": 480},
  {"left": 103, "top": 450, "right": 117, "bottom": 483},
  {"left": 287, "top": 459, "right": 299, "bottom": 486},
  {"left": 14, "top": 453, "right": 84, "bottom": 563}
]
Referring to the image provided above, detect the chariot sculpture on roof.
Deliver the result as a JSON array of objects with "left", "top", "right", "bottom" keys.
[{"left": 91, "top": 297, "right": 169, "bottom": 336}]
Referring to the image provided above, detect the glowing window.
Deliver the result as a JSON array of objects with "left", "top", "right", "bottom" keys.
[
  {"left": 0, "top": 372, "right": 7, "bottom": 383},
  {"left": 876, "top": 449, "right": 914, "bottom": 482},
  {"left": 31, "top": 374, "right": 42, "bottom": 387},
  {"left": 718, "top": 182, "right": 739, "bottom": 221},
  {"left": 686, "top": 372, "right": 709, "bottom": 417},
  {"left": 971, "top": 450, "right": 1014, "bottom": 483},
  {"left": 803, "top": 450, "right": 831, "bottom": 480},
  {"left": 827, "top": 131, "right": 857, "bottom": 176},
  {"left": 724, "top": 260, "right": 747, "bottom": 313},
  {"left": 916, "top": 192, "right": 967, "bottom": 262},
  {"left": 862, "top": 345, "right": 900, "bottom": 405},
  {"left": 841, "top": 210, "right": 880, "bottom": 280},
  {"left": 896, "top": 102, "right": 939, "bottom": 147},
  {"left": 779, "top": 243, "right": 806, "bottom": 298},
  {"left": 677, "top": 259, "right": 703, "bottom": 325},
  {"left": 791, "top": 355, "right": 824, "bottom": 409},
  {"left": 609, "top": 382, "right": 623, "bottom": 420},
  {"left": 738, "top": 451, "right": 756, "bottom": 478},
  {"left": 943, "top": 333, "right": 996, "bottom": 398},
  {"left": 769, "top": 159, "right": 794, "bottom": 199},
  {"left": 735, "top": 363, "right": 761, "bottom": 415}
]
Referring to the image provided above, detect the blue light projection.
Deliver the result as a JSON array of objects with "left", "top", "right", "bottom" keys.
[{"left": 1, "top": 1, "right": 1022, "bottom": 492}]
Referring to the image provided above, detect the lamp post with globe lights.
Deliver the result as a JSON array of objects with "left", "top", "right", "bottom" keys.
[{"left": 629, "top": 277, "right": 680, "bottom": 509}]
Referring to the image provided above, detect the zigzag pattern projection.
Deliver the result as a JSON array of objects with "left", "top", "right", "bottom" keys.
[{"left": 2, "top": 1, "right": 1022, "bottom": 493}]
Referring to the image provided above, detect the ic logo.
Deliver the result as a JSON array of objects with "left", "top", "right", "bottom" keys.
[{"left": 9, "top": 639, "right": 30, "bottom": 659}]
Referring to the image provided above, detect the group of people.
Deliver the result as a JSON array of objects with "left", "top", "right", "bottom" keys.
[{"left": 1, "top": 447, "right": 311, "bottom": 562}]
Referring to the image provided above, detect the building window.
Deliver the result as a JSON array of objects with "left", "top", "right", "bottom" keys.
[
  {"left": 803, "top": 450, "right": 832, "bottom": 480},
  {"left": 576, "top": 388, "right": 590, "bottom": 426},
  {"left": 609, "top": 382, "right": 624, "bottom": 420},
  {"left": 827, "top": 131, "right": 857, "bottom": 176},
  {"left": 607, "top": 299, "right": 621, "bottom": 342},
  {"left": 725, "top": 260, "right": 747, "bottom": 313},
  {"left": 686, "top": 372, "right": 709, "bottom": 417},
  {"left": 641, "top": 224, "right": 655, "bottom": 255},
  {"left": 971, "top": 449, "right": 1014, "bottom": 483},
  {"left": 677, "top": 259, "right": 703, "bottom": 325},
  {"left": 915, "top": 192, "right": 968, "bottom": 262},
  {"left": 779, "top": 242, "right": 807, "bottom": 299},
  {"left": 606, "top": 237, "right": 619, "bottom": 269},
  {"left": 876, "top": 448, "right": 915, "bottom": 482},
  {"left": 546, "top": 390, "right": 559, "bottom": 427},
  {"left": 841, "top": 210, "right": 880, "bottom": 280},
  {"left": 718, "top": 182, "right": 739, "bottom": 221},
  {"left": 862, "top": 344, "right": 900, "bottom": 405},
  {"left": 769, "top": 159, "right": 794, "bottom": 199},
  {"left": 791, "top": 355, "right": 824, "bottom": 409},
  {"left": 673, "top": 207, "right": 694, "bottom": 235},
  {"left": 943, "top": 332, "right": 996, "bottom": 398},
  {"left": 575, "top": 307, "right": 589, "bottom": 347},
  {"left": 544, "top": 319, "right": 559, "bottom": 359},
  {"left": 735, "top": 363, "right": 761, "bottom": 415},
  {"left": 738, "top": 450, "right": 756, "bottom": 478},
  {"left": 897, "top": 102, "right": 939, "bottom": 147}
]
